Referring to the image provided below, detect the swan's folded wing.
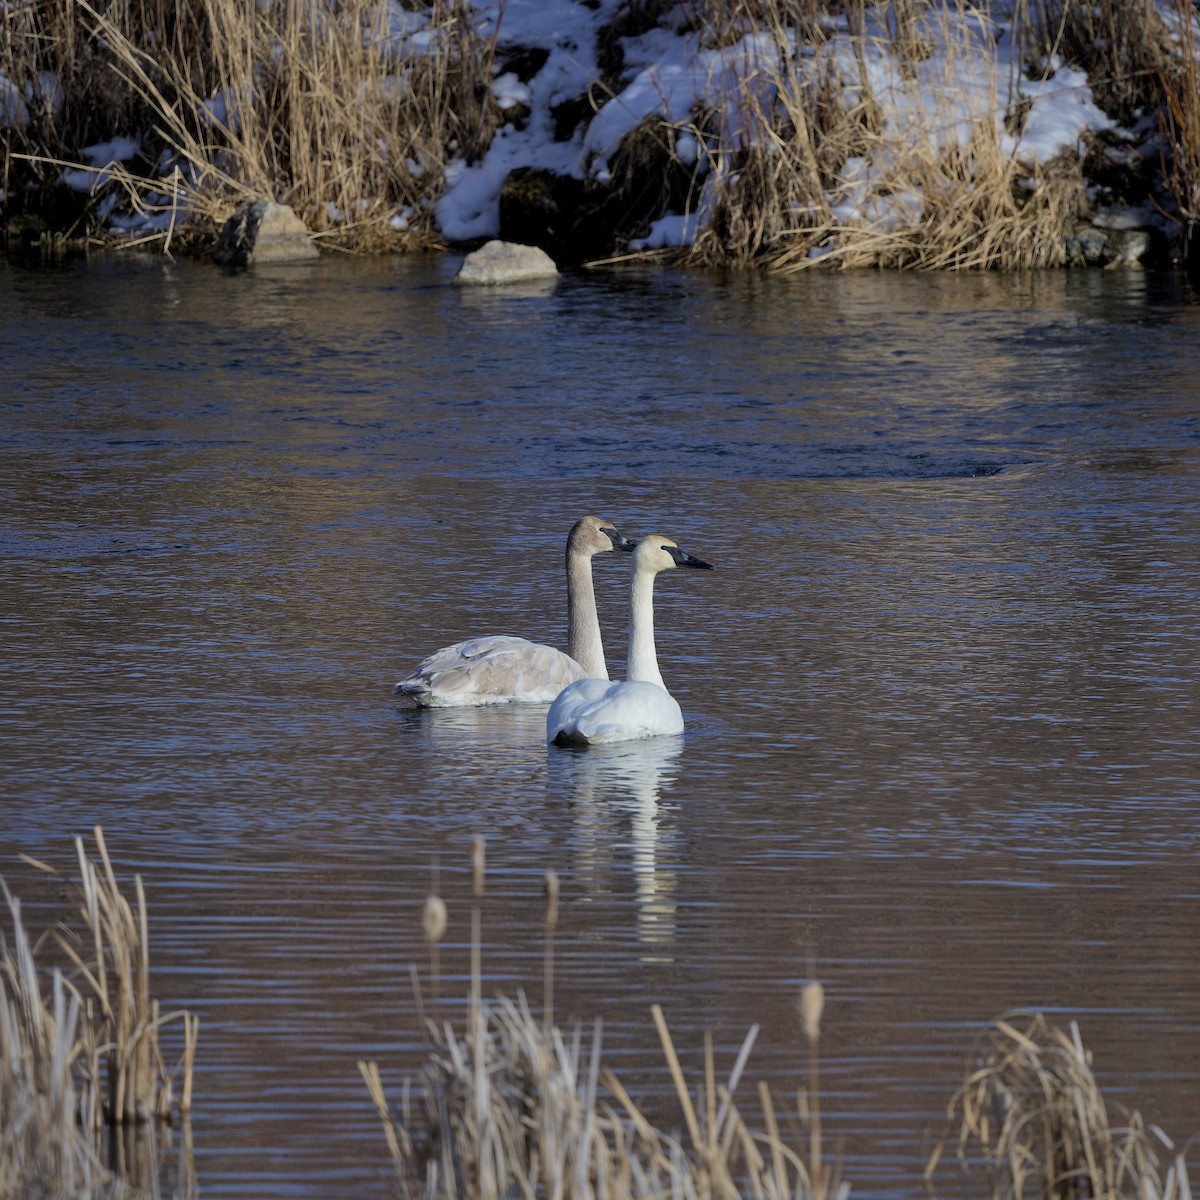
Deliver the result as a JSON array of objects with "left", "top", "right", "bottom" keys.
[
  {"left": 546, "top": 677, "right": 614, "bottom": 741},
  {"left": 548, "top": 679, "right": 683, "bottom": 744},
  {"left": 396, "top": 636, "right": 587, "bottom": 707}
]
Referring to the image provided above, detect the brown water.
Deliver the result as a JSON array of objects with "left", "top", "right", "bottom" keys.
[{"left": 1, "top": 253, "right": 1198, "bottom": 1198}]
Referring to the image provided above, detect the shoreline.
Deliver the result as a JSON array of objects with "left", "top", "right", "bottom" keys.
[{"left": 2, "top": 0, "right": 1197, "bottom": 272}]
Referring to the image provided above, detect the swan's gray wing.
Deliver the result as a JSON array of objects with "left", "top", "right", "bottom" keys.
[{"left": 396, "top": 636, "right": 587, "bottom": 707}]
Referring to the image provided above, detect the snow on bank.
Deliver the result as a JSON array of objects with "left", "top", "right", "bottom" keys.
[
  {"left": 436, "top": 0, "right": 1121, "bottom": 250},
  {"left": 0, "top": 70, "right": 62, "bottom": 131},
  {"left": 0, "top": 0, "right": 1156, "bottom": 253},
  {"left": 433, "top": 0, "right": 626, "bottom": 240},
  {"left": 0, "top": 73, "right": 30, "bottom": 129},
  {"left": 60, "top": 136, "right": 141, "bottom": 193}
]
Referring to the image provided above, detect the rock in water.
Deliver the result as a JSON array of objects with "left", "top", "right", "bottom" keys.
[
  {"left": 454, "top": 239, "right": 559, "bottom": 285},
  {"left": 213, "top": 201, "right": 319, "bottom": 267}
]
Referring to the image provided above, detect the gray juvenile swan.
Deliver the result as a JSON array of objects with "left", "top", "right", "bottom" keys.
[
  {"left": 394, "top": 516, "right": 635, "bottom": 707},
  {"left": 547, "top": 535, "right": 713, "bottom": 745}
]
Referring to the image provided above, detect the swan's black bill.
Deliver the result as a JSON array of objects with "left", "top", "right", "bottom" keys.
[
  {"left": 666, "top": 546, "right": 714, "bottom": 570},
  {"left": 606, "top": 527, "right": 637, "bottom": 551}
]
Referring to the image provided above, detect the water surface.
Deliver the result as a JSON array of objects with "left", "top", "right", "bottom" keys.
[{"left": 1, "top": 253, "right": 1198, "bottom": 1197}]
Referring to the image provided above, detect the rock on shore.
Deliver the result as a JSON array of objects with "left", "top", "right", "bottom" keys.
[{"left": 213, "top": 201, "right": 319, "bottom": 268}]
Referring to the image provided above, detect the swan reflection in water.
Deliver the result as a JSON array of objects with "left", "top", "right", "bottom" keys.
[
  {"left": 402, "top": 702, "right": 551, "bottom": 748},
  {"left": 548, "top": 735, "right": 683, "bottom": 958},
  {"left": 396, "top": 706, "right": 683, "bottom": 953}
]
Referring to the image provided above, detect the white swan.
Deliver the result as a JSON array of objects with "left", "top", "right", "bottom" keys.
[
  {"left": 547, "top": 536, "right": 713, "bottom": 745},
  {"left": 394, "top": 516, "right": 635, "bottom": 707}
]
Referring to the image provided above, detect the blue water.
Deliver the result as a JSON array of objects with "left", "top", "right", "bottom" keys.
[{"left": 1, "top": 252, "right": 1198, "bottom": 1198}]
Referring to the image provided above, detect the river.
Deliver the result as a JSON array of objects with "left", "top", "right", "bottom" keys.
[{"left": 1, "top": 250, "right": 1197, "bottom": 1197}]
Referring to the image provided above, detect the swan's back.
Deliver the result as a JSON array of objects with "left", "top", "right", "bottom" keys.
[
  {"left": 393, "top": 515, "right": 633, "bottom": 708},
  {"left": 547, "top": 678, "right": 684, "bottom": 745},
  {"left": 397, "top": 636, "right": 588, "bottom": 707}
]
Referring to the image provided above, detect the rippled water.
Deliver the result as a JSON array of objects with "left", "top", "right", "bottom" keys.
[{"left": 1, "top": 253, "right": 1198, "bottom": 1198}]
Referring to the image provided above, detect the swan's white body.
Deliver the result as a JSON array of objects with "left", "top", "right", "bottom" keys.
[
  {"left": 395, "top": 516, "right": 632, "bottom": 708},
  {"left": 547, "top": 536, "right": 712, "bottom": 745},
  {"left": 547, "top": 677, "right": 684, "bottom": 743}
]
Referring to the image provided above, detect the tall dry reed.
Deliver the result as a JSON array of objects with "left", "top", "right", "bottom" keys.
[
  {"left": 365, "top": 851, "right": 1197, "bottom": 1200},
  {"left": 927, "top": 1011, "right": 1194, "bottom": 1200},
  {"left": 58, "top": 827, "right": 198, "bottom": 1125},
  {"left": 2, "top": 0, "right": 499, "bottom": 250},
  {"left": 0, "top": 827, "right": 196, "bottom": 1198},
  {"left": 1007, "top": 0, "right": 1169, "bottom": 124},
  {"left": 0, "top": 882, "right": 109, "bottom": 1198},
  {"left": 675, "top": 0, "right": 1089, "bottom": 270},
  {"left": 1150, "top": 0, "right": 1200, "bottom": 235},
  {"left": 361, "top": 853, "right": 843, "bottom": 1200}
]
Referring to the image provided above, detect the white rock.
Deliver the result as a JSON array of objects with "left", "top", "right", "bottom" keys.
[{"left": 454, "top": 239, "right": 558, "bottom": 285}]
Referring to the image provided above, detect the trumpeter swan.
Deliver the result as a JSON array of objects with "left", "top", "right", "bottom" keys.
[
  {"left": 546, "top": 535, "right": 713, "bottom": 745},
  {"left": 394, "top": 516, "right": 635, "bottom": 707}
]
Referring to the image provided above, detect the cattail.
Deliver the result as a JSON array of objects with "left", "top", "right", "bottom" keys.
[
  {"left": 423, "top": 894, "right": 447, "bottom": 1011},
  {"left": 800, "top": 981, "right": 825, "bottom": 1195},
  {"left": 543, "top": 870, "right": 560, "bottom": 1043},
  {"left": 543, "top": 870, "right": 559, "bottom": 932},
  {"left": 422, "top": 895, "right": 447, "bottom": 945},
  {"left": 800, "top": 981, "right": 824, "bottom": 1043},
  {"left": 471, "top": 836, "right": 485, "bottom": 897},
  {"left": 469, "top": 837, "right": 484, "bottom": 1050}
]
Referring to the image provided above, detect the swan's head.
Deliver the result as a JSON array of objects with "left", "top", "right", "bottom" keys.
[
  {"left": 570, "top": 515, "right": 637, "bottom": 556},
  {"left": 635, "top": 535, "right": 714, "bottom": 573}
]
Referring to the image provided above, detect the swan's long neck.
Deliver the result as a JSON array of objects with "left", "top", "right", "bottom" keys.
[
  {"left": 626, "top": 568, "right": 666, "bottom": 690},
  {"left": 566, "top": 550, "right": 608, "bottom": 680}
]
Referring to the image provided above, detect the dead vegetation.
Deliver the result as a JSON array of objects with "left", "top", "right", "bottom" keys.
[
  {"left": 361, "top": 837, "right": 846, "bottom": 1200},
  {"left": 0, "top": 827, "right": 196, "bottom": 1199},
  {"left": 927, "top": 1011, "right": 1195, "bottom": 1200},
  {"left": 362, "top": 843, "right": 1195, "bottom": 1200},
  {"left": 1, "top": 0, "right": 499, "bottom": 252},
  {"left": 1149, "top": 0, "right": 1200, "bottom": 232},
  {"left": 658, "top": 0, "right": 1100, "bottom": 270},
  {"left": 4, "top": 830, "right": 1196, "bottom": 1199},
  {"left": 591, "top": 0, "right": 1200, "bottom": 269},
  {"left": 5, "top": 0, "right": 1200, "bottom": 265}
]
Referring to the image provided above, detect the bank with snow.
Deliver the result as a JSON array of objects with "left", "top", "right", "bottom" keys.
[{"left": 2, "top": 0, "right": 1197, "bottom": 270}]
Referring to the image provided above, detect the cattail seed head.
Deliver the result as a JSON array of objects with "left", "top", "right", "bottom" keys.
[
  {"left": 422, "top": 895, "right": 447, "bottom": 945},
  {"left": 471, "top": 836, "right": 485, "bottom": 897},
  {"left": 800, "top": 981, "right": 825, "bottom": 1043},
  {"left": 544, "top": 870, "right": 560, "bottom": 930}
]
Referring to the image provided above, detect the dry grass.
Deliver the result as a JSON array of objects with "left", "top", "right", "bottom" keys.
[
  {"left": 365, "top": 990, "right": 847, "bottom": 1200},
  {"left": 5, "top": 0, "right": 1200, "bottom": 264},
  {"left": 659, "top": 0, "right": 1200, "bottom": 268},
  {"left": 58, "top": 827, "right": 198, "bottom": 1125},
  {"left": 0, "top": 827, "right": 196, "bottom": 1199},
  {"left": 361, "top": 841, "right": 843, "bottom": 1200},
  {"left": 927, "top": 1011, "right": 1195, "bottom": 1200},
  {"left": 0, "top": 880, "right": 109, "bottom": 1197},
  {"left": 669, "top": 0, "right": 1090, "bottom": 271},
  {"left": 1007, "top": 0, "right": 1170, "bottom": 125},
  {"left": 2, "top": 0, "right": 499, "bottom": 251},
  {"left": 366, "top": 852, "right": 1196, "bottom": 1200},
  {"left": 1150, "top": 0, "right": 1200, "bottom": 230}
]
